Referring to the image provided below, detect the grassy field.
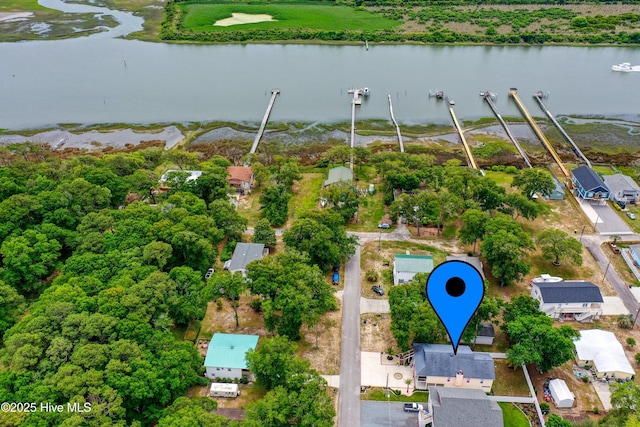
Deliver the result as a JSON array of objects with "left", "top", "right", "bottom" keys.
[
  {"left": 0, "top": 0, "right": 46, "bottom": 11},
  {"left": 492, "top": 361, "right": 530, "bottom": 397},
  {"left": 289, "top": 173, "right": 324, "bottom": 221},
  {"left": 499, "top": 402, "right": 531, "bottom": 427},
  {"left": 179, "top": 2, "right": 400, "bottom": 33},
  {"left": 361, "top": 387, "right": 429, "bottom": 402}
]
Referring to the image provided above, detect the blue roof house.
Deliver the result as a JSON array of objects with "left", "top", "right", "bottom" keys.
[
  {"left": 571, "top": 166, "right": 610, "bottom": 201},
  {"left": 204, "top": 333, "right": 259, "bottom": 381}
]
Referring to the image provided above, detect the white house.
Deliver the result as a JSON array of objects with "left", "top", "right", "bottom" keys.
[
  {"left": 393, "top": 254, "right": 434, "bottom": 286},
  {"left": 574, "top": 329, "right": 635, "bottom": 381},
  {"left": 413, "top": 344, "right": 495, "bottom": 392},
  {"left": 548, "top": 379, "right": 575, "bottom": 408},
  {"left": 204, "top": 333, "right": 259, "bottom": 381},
  {"left": 158, "top": 169, "right": 202, "bottom": 190},
  {"left": 531, "top": 281, "right": 603, "bottom": 322},
  {"left": 603, "top": 173, "right": 640, "bottom": 207}
]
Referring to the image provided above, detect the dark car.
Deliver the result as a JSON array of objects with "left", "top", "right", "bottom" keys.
[{"left": 371, "top": 286, "right": 384, "bottom": 296}]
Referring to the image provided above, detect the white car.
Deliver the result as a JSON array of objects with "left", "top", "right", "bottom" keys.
[
  {"left": 530, "top": 274, "right": 563, "bottom": 284},
  {"left": 205, "top": 268, "right": 215, "bottom": 279}
]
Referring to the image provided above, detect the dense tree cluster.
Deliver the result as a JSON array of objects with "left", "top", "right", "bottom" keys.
[
  {"left": 501, "top": 296, "right": 578, "bottom": 371},
  {"left": 0, "top": 146, "right": 247, "bottom": 426},
  {"left": 245, "top": 336, "right": 335, "bottom": 427},
  {"left": 246, "top": 251, "right": 338, "bottom": 340}
]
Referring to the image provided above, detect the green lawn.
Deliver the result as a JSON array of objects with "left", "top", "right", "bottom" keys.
[
  {"left": 289, "top": 173, "right": 323, "bottom": 220},
  {"left": 349, "top": 190, "right": 386, "bottom": 232},
  {"left": 492, "top": 360, "right": 531, "bottom": 397},
  {"left": 179, "top": 2, "right": 400, "bottom": 32},
  {"left": 0, "top": 0, "right": 47, "bottom": 11},
  {"left": 361, "top": 387, "right": 428, "bottom": 402},
  {"left": 484, "top": 170, "right": 516, "bottom": 188},
  {"left": 499, "top": 402, "right": 530, "bottom": 427}
]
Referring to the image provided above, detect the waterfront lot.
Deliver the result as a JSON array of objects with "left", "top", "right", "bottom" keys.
[{"left": 179, "top": 2, "right": 400, "bottom": 33}]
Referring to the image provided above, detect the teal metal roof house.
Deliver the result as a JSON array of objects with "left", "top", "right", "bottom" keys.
[
  {"left": 323, "top": 166, "right": 353, "bottom": 187},
  {"left": 393, "top": 254, "right": 434, "bottom": 285},
  {"left": 204, "top": 333, "right": 259, "bottom": 380}
]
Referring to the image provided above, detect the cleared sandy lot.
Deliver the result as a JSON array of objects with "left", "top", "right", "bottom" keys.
[{"left": 214, "top": 13, "right": 276, "bottom": 27}]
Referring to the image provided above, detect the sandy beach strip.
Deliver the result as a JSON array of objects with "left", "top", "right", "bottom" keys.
[
  {"left": 214, "top": 13, "right": 276, "bottom": 27},
  {"left": 0, "top": 12, "right": 34, "bottom": 23}
]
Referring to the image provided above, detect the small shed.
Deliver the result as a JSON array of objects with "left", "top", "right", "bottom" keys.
[
  {"left": 549, "top": 379, "right": 575, "bottom": 408},
  {"left": 210, "top": 383, "right": 240, "bottom": 398}
]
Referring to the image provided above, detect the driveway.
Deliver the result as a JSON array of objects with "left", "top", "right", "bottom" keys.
[
  {"left": 577, "top": 199, "right": 633, "bottom": 235},
  {"left": 602, "top": 296, "right": 630, "bottom": 315},
  {"left": 361, "top": 401, "right": 420, "bottom": 427},
  {"left": 361, "top": 352, "right": 415, "bottom": 393},
  {"left": 361, "top": 297, "right": 390, "bottom": 314},
  {"left": 592, "top": 380, "right": 612, "bottom": 411},
  {"left": 338, "top": 245, "right": 362, "bottom": 427}
]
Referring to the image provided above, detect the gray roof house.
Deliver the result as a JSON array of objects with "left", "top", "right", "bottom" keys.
[
  {"left": 445, "top": 255, "right": 484, "bottom": 279},
  {"left": 323, "top": 166, "right": 353, "bottom": 187},
  {"left": 223, "top": 243, "right": 267, "bottom": 276},
  {"left": 531, "top": 281, "right": 604, "bottom": 322},
  {"left": 427, "top": 386, "right": 504, "bottom": 427},
  {"left": 412, "top": 344, "right": 495, "bottom": 392},
  {"left": 603, "top": 173, "right": 640, "bottom": 205}
]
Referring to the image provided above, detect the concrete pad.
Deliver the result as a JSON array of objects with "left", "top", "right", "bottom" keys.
[
  {"left": 321, "top": 375, "right": 340, "bottom": 388},
  {"left": 631, "top": 287, "right": 640, "bottom": 303},
  {"left": 576, "top": 197, "right": 633, "bottom": 235},
  {"left": 360, "top": 297, "right": 390, "bottom": 314},
  {"left": 602, "top": 296, "right": 630, "bottom": 315},
  {"left": 361, "top": 352, "right": 414, "bottom": 393},
  {"left": 592, "top": 380, "right": 612, "bottom": 411}
]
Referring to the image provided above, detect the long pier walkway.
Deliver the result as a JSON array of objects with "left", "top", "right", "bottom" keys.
[
  {"left": 448, "top": 106, "right": 479, "bottom": 170},
  {"left": 249, "top": 89, "right": 280, "bottom": 155},
  {"left": 480, "top": 91, "right": 532, "bottom": 168},
  {"left": 533, "top": 92, "right": 592, "bottom": 168},
  {"left": 509, "top": 88, "right": 571, "bottom": 181},
  {"left": 387, "top": 94, "right": 404, "bottom": 153}
]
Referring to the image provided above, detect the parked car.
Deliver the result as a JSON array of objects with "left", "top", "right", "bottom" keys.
[
  {"left": 403, "top": 403, "right": 423, "bottom": 412},
  {"left": 205, "top": 268, "right": 215, "bottom": 279},
  {"left": 378, "top": 222, "right": 390, "bottom": 229},
  {"left": 332, "top": 273, "right": 339, "bottom": 286},
  {"left": 371, "top": 285, "right": 384, "bottom": 296},
  {"left": 627, "top": 212, "right": 636, "bottom": 220}
]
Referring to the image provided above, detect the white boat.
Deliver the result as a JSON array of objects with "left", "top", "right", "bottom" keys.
[
  {"left": 531, "top": 274, "right": 563, "bottom": 284},
  {"left": 611, "top": 62, "right": 640, "bottom": 72}
]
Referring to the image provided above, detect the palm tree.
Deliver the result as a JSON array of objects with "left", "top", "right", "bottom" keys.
[{"left": 405, "top": 378, "right": 413, "bottom": 393}]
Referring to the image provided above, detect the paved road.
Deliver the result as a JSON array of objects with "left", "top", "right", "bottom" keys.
[
  {"left": 583, "top": 234, "right": 640, "bottom": 325},
  {"left": 338, "top": 244, "right": 362, "bottom": 427}
]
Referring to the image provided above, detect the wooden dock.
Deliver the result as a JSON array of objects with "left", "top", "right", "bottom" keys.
[
  {"left": 249, "top": 89, "right": 280, "bottom": 155},
  {"left": 448, "top": 106, "right": 479, "bottom": 171},
  {"left": 509, "top": 88, "right": 571, "bottom": 182},
  {"left": 387, "top": 94, "right": 404, "bottom": 153},
  {"left": 533, "top": 91, "right": 592, "bottom": 169},
  {"left": 480, "top": 91, "right": 532, "bottom": 169}
]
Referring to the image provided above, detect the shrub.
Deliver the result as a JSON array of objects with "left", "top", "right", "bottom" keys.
[
  {"left": 240, "top": 375, "right": 249, "bottom": 384},
  {"left": 366, "top": 269, "right": 379, "bottom": 282},
  {"left": 635, "top": 353, "right": 640, "bottom": 365},
  {"left": 539, "top": 402, "right": 550, "bottom": 414},
  {"left": 618, "top": 314, "right": 634, "bottom": 329},
  {"left": 627, "top": 337, "right": 636, "bottom": 347},
  {"left": 505, "top": 165, "right": 519, "bottom": 174},
  {"left": 249, "top": 298, "right": 262, "bottom": 312}
]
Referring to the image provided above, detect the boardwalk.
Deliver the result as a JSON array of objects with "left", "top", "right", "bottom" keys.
[
  {"left": 533, "top": 92, "right": 592, "bottom": 168},
  {"left": 480, "top": 91, "right": 532, "bottom": 168},
  {"left": 387, "top": 94, "right": 404, "bottom": 153},
  {"left": 448, "top": 107, "right": 479, "bottom": 170},
  {"left": 510, "top": 88, "right": 570, "bottom": 181},
  {"left": 249, "top": 89, "right": 279, "bottom": 155}
]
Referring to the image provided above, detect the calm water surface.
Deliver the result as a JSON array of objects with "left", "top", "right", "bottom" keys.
[{"left": 1, "top": 0, "right": 639, "bottom": 130}]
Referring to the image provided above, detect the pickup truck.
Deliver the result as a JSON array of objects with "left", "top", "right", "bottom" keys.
[{"left": 403, "top": 403, "right": 424, "bottom": 412}]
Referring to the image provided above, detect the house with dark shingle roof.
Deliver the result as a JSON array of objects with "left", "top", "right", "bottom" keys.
[
  {"left": 427, "top": 386, "right": 503, "bottom": 427},
  {"left": 571, "top": 166, "right": 610, "bottom": 201},
  {"left": 531, "top": 281, "right": 603, "bottom": 322},
  {"left": 412, "top": 344, "right": 495, "bottom": 392}
]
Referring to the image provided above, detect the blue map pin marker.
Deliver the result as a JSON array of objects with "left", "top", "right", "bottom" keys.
[{"left": 426, "top": 260, "right": 485, "bottom": 355}]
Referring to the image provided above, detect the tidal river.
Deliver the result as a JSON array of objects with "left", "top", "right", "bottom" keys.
[{"left": 0, "top": 0, "right": 639, "bottom": 130}]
